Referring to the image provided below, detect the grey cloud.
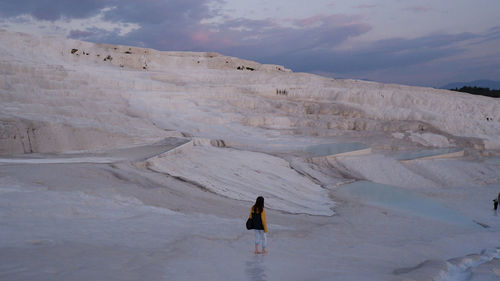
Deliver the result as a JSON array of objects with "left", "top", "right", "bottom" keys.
[
  {"left": 361, "top": 51, "right": 500, "bottom": 87},
  {"left": 283, "top": 46, "right": 462, "bottom": 74},
  {"left": 0, "top": 0, "right": 109, "bottom": 20},
  {"left": 82, "top": 13, "right": 371, "bottom": 60},
  {"left": 277, "top": 32, "right": 477, "bottom": 74},
  {"left": 0, "top": 0, "right": 217, "bottom": 23},
  {"left": 489, "top": 26, "right": 500, "bottom": 33},
  {"left": 78, "top": 21, "right": 204, "bottom": 51},
  {"left": 206, "top": 15, "right": 372, "bottom": 60},
  {"left": 103, "top": 0, "right": 218, "bottom": 25},
  {"left": 483, "top": 26, "right": 500, "bottom": 41},
  {"left": 369, "top": 32, "right": 477, "bottom": 52}
]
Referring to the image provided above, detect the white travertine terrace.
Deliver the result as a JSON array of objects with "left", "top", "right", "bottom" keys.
[
  {"left": 1, "top": 28, "right": 499, "bottom": 155},
  {"left": 1, "top": 29, "right": 499, "bottom": 281}
]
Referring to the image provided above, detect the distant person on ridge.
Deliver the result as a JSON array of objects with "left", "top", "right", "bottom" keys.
[
  {"left": 493, "top": 192, "right": 500, "bottom": 211},
  {"left": 249, "top": 196, "right": 268, "bottom": 254}
]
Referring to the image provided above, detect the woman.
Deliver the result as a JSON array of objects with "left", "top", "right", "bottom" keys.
[{"left": 249, "top": 196, "right": 267, "bottom": 254}]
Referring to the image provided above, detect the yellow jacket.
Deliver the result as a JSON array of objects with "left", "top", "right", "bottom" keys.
[{"left": 249, "top": 207, "right": 267, "bottom": 233}]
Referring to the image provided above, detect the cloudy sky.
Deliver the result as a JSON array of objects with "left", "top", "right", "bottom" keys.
[{"left": 1, "top": 0, "right": 499, "bottom": 87}]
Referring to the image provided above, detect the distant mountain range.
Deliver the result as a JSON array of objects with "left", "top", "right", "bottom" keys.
[{"left": 441, "top": 80, "right": 500, "bottom": 90}]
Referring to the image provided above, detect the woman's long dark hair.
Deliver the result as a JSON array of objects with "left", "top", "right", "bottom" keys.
[{"left": 253, "top": 196, "right": 264, "bottom": 213}]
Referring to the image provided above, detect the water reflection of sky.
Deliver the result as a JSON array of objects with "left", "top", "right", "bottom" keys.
[
  {"left": 484, "top": 157, "right": 500, "bottom": 166},
  {"left": 305, "top": 142, "right": 368, "bottom": 157},
  {"left": 390, "top": 147, "right": 462, "bottom": 161},
  {"left": 245, "top": 255, "right": 268, "bottom": 281},
  {"left": 340, "top": 181, "right": 478, "bottom": 228}
]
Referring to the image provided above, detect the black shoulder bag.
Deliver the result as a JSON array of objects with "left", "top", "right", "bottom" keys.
[{"left": 246, "top": 217, "right": 254, "bottom": 230}]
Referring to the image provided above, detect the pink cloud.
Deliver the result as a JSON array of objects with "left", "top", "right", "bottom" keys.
[
  {"left": 188, "top": 28, "right": 238, "bottom": 49},
  {"left": 297, "top": 15, "right": 327, "bottom": 27},
  {"left": 191, "top": 30, "right": 211, "bottom": 44}
]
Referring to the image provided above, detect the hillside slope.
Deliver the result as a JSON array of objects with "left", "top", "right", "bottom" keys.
[{"left": 1, "top": 28, "right": 499, "bottom": 154}]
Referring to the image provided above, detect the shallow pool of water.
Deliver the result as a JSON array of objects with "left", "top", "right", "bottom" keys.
[
  {"left": 339, "top": 181, "right": 478, "bottom": 228},
  {"left": 391, "top": 147, "right": 462, "bottom": 161},
  {"left": 305, "top": 142, "right": 368, "bottom": 157},
  {"left": 484, "top": 156, "right": 500, "bottom": 166}
]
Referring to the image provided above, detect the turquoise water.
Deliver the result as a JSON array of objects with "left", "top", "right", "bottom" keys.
[
  {"left": 340, "top": 181, "right": 478, "bottom": 228},
  {"left": 484, "top": 156, "right": 500, "bottom": 165},
  {"left": 305, "top": 142, "right": 368, "bottom": 157},
  {"left": 391, "top": 147, "right": 462, "bottom": 161}
]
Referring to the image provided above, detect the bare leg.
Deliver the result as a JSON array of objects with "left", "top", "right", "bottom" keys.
[
  {"left": 261, "top": 231, "right": 267, "bottom": 254},
  {"left": 254, "top": 244, "right": 261, "bottom": 254}
]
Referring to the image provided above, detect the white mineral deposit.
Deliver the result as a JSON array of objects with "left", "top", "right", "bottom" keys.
[{"left": 0, "top": 29, "right": 499, "bottom": 281}]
